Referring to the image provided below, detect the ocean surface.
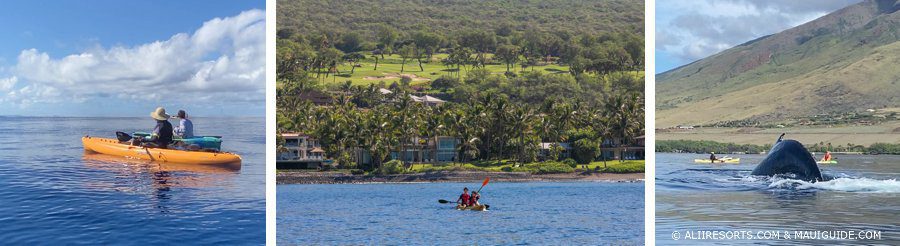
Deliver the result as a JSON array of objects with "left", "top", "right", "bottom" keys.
[
  {"left": 278, "top": 182, "right": 644, "bottom": 245},
  {"left": 0, "top": 117, "right": 265, "bottom": 244},
  {"left": 656, "top": 153, "right": 900, "bottom": 245}
]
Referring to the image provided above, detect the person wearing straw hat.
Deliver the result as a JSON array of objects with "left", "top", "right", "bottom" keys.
[{"left": 146, "top": 107, "right": 174, "bottom": 149}]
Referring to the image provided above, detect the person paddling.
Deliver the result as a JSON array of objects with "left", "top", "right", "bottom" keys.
[
  {"left": 456, "top": 187, "right": 470, "bottom": 207},
  {"left": 709, "top": 152, "right": 717, "bottom": 162},
  {"left": 469, "top": 191, "right": 480, "bottom": 206},
  {"left": 144, "top": 107, "right": 174, "bottom": 149},
  {"left": 821, "top": 151, "right": 832, "bottom": 162}
]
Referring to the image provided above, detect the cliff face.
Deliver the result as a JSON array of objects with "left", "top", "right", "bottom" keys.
[{"left": 657, "top": 0, "right": 900, "bottom": 127}]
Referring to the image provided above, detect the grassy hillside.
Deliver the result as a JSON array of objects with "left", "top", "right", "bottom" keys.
[{"left": 657, "top": 0, "right": 900, "bottom": 127}]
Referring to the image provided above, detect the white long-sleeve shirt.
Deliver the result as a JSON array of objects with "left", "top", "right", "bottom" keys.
[{"left": 174, "top": 118, "right": 194, "bottom": 138}]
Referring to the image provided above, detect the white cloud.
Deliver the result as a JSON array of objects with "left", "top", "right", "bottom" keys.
[
  {"left": 4, "top": 9, "right": 265, "bottom": 105},
  {"left": 0, "top": 76, "right": 16, "bottom": 91},
  {"left": 657, "top": 0, "right": 860, "bottom": 64}
]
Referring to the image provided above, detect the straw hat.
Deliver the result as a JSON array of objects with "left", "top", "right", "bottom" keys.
[{"left": 150, "top": 107, "right": 170, "bottom": 121}]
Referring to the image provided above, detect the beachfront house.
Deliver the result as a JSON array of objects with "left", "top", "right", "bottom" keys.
[
  {"left": 600, "top": 135, "right": 645, "bottom": 160},
  {"left": 432, "top": 136, "right": 460, "bottom": 162},
  {"left": 538, "top": 142, "right": 572, "bottom": 161},
  {"left": 354, "top": 136, "right": 460, "bottom": 165},
  {"left": 277, "top": 132, "right": 330, "bottom": 169}
]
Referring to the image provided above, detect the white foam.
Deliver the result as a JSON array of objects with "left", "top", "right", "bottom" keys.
[{"left": 768, "top": 177, "right": 900, "bottom": 193}]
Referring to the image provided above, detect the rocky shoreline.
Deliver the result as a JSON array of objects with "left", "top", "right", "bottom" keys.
[{"left": 277, "top": 170, "right": 645, "bottom": 184}]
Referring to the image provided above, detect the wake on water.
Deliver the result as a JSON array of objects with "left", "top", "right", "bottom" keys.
[
  {"left": 768, "top": 177, "right": 900, "bottom": 193},
  {"left": 672, "top": 168, "right": 900, "bottom": 193}
]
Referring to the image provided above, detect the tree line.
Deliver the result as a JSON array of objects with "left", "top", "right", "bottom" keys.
[
  {"left": 657, "top": 140, "right": 900, "bottom": 155},
  {"left": 277, "top": 74, "right": 644, "bottom": 170},
  {"left": 277, "top": 0, "right": 644, "bottom": 44},
  {"left": 277, "top": 26, "right": 643, "bottom": 81}
]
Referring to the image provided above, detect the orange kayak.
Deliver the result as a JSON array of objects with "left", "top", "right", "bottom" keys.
[{"left": 82, "top": 136, "right": 241, "bottom": 165}]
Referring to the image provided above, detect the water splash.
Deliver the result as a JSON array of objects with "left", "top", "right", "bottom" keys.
[{"left": 769, "top": 177, "right": 900, "bottom": 193}]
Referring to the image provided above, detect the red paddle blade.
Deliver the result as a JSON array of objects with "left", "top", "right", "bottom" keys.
[{"left": 482, "top": 177, "right": 490, "bottom": 187}]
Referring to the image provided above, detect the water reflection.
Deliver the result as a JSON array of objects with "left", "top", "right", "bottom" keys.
[{"left": 82, "top": 152, "right": 241, "bottom": 212}]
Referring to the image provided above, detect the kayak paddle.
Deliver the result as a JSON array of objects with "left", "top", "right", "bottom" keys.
[
  {"left": 476, "top": 177, "right": 490, "bottom": 193},
  {"left": 143, "top": 147, "right": 156, "bottom": 161},
  {"left": 439, "top": 178, "right": 491, "bottom": 205}
]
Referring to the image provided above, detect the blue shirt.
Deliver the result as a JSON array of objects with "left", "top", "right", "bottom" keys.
[{"left": 174, "top": 118, "right": 194, "bottom": 138}]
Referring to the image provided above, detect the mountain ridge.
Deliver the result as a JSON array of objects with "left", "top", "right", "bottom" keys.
[{"left": 657, "top": 0, "right": 900, "bottom": 127}]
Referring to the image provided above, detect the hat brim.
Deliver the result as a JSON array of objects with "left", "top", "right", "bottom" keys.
[{"left": 151, "top": 112, "right": 170, "bottom": 121}]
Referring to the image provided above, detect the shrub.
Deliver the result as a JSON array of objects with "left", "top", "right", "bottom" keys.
[
  {"left": 431, "top": 76, "right": 459, "bottom": 91},
  {"left": 400, "top": 76, "right": 413, "bottom": 85},
  {"left": 525, "top": 161, "right": 574, "bottom": 174},
  {"left": 501, "top": 166, "right": 513, "bottom": 172},
  {"left": 376, "top": 160, "right": 405, "bottom": 175},
  {"left": 562, "top": 158, "right": 577, "bottom": 168},
  {"left": 350, "top": 169, "right": 366, "bottom": 175},
  {"left": 603, "top": 162, "right": 644, "bottom": 173}
]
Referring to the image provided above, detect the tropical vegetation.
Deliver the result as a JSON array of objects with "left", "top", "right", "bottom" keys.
[{"left": 276, "top": 0, "right": 645, "bottom": 173}]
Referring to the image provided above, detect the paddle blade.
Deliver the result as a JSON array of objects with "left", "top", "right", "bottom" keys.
[
  {"left": 115, "top": 131, "right": 132, "bottom": 142},
  {"left": 438, "top": 199, "right": 451, "bottom": 204},
  {"left": 475, "top": 177, "right": 491, "bottom": 193}
]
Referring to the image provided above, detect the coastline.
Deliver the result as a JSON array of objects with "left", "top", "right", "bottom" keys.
[
  {"left": 656, "top": 123, "right": 900, "bottom": 146},
  {"left": 277, "top": 170, "right": 645, "bottom": 184}
]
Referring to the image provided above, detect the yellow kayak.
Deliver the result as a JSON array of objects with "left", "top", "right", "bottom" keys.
[
  {"left": 816, "top": 160, "right": 837, "bottom": 164},
  {"left": 456, "top": 204, "right": 489, "bottom": 211},
  {"left": 82, "top": 136, "right": 241, "bottom": 165},
  {"left": 693, "top": 158, "right": 740, "bottom": 164}
]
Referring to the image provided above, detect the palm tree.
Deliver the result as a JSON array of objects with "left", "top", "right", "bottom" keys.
[
  {"left": 508, "top": 106, "right": 539, "bottom": 163},
  {"left": 603, "top": 92, "right": 644, "bottom": 162}
]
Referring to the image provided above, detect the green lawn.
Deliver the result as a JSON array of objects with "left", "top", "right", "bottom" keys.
[
  {"left": 409, "top": 161, "right": 513, "bottom": 172},
  {"left": 408, "top": 159, "right": 645, "bottom": 174},
  {"left": 583, "top": 160, "right": 645, "bottom": 173},
  {"left": 311, "top": 53, "right": 571, "bottom": 86}
]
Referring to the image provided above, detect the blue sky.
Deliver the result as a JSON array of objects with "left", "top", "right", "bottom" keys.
[
  {"left": 0, "top": 1, "right": 265, "bottom": 117},
  {"left": 655, "top": 0, "right": 860, "bottom": 74}
]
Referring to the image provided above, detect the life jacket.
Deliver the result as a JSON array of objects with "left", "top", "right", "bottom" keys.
[{"left": 459, "top": 193, "right": 470, "bottom": 204}]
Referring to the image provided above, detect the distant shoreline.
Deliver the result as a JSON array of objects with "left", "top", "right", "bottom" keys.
[
  {"left": 277, "top": 170, "right": 644, "bottom": 184},
  {"left": 656, "top": 124, "right": 900, "bottom": 146}
]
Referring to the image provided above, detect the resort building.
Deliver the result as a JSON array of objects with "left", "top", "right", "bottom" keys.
[
  {"left": 600, "top": 135, "right": 645, "bottom": 160},
  {"left": 379, "top": 88, "right": 446, "bottom": 107},
  {"left": 538, "top": 142, "right": 572, "bottom": 160},
  {"left": 277, "top": 132, "right": 330, "bottom": 169},
  {"left": 355, "top": 136, "right": 460, "bottom": 165},
  {"left": 409, "top": 95, "right": 446, "bottom": 107}
]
